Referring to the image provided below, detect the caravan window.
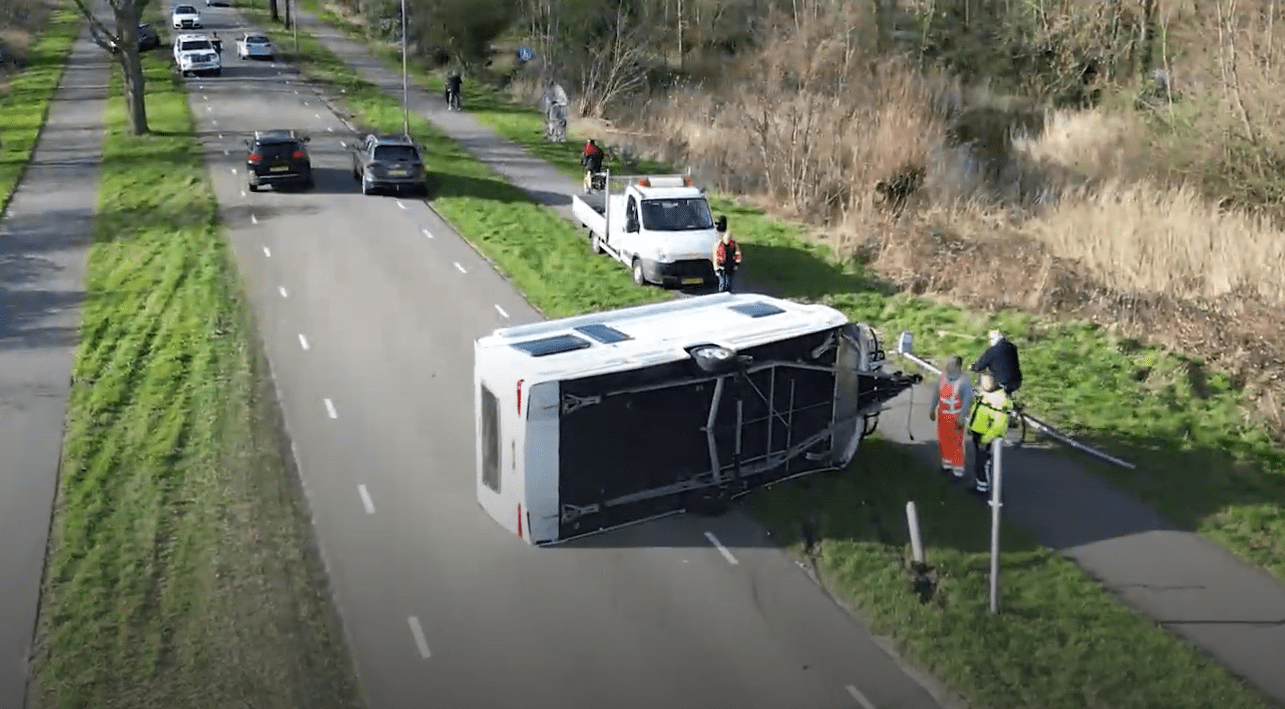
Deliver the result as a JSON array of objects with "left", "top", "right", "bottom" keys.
[{"left": 481, "top": 385, "right": 501, "bottom": 492}]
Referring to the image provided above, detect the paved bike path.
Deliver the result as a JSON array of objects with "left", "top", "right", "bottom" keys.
[
  {"left": 0, "top": 13, "right": 109, "bottom": 709},
  {"left": 293, "top": 8, "right": 1285, "bottom": 703}
]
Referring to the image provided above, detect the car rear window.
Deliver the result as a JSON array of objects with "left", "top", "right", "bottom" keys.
[
  {"left": 373, "top": 145, "right": 419, "bottom": 161},
  {"left": 246, "top": 36, "right": 269, "bottom": 44},
  {"left": 257, "top": 142, "right": 300, "bottom": 159},
  {"left": 180, "top": 40, "right": 212, "bottom": 51}
]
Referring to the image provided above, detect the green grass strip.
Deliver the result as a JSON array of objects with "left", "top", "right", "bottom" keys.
[
  {"left": 244, "top": 11, "right": 1279, "bottom": 709},
  {"left": 309, "top": 7, "right": 1285, "bottom": 587},
  {"left": 30, "top": 49, "right": 363, "bottom": 709},
  {"left": 0, "top": 3, "right": 82, "bottom": 214}
]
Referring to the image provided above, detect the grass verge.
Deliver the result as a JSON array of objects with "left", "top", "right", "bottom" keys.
[
  {"left": 235, "top": 10, "right": 1279, "bottom": 709},
  {"left": 29, "top": 47, "right": 363, "bottom": 709},
  {"left": 0, "top": 2, "right": 80, "bottom": 214},
  {"left": 292, "top": 5, "right": 1285, "bottom": 589}
]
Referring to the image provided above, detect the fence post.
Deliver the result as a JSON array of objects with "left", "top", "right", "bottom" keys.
[
  {"left": 905, "top": 501, "right": 924, "bottom": 564},
  {"left": 989, "top": 439, "right": 1004, "bottom": 614}
]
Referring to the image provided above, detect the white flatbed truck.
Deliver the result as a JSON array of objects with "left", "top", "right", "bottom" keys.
[
  {"left": 571, "top": 174, "right": 722, "bottom": 288},
  {"left": 473, "top": 292, "right": 923, "bottom": 545}
]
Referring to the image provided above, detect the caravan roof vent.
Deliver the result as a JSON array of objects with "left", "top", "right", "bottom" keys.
[
  {"left": 728, "top": 301, "right": 785, "bottom": 318},
  {"left": 510, "top": 334, "right": 592, "bottom": 357},
  {"left": 574, "top": 323, "right": 633, "bottom": 344}
]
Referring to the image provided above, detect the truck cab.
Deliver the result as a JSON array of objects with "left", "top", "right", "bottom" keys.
[{"left": 571, "top": 175, "right": 720, "bottom": 288}]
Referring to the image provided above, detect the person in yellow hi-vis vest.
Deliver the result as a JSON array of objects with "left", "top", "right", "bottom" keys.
[
  {"left": 928, "top": 356, "right": 971, "bottom": 480},
  {"left": 966, "top": 373, "right": 1010, "bottom": 496}
]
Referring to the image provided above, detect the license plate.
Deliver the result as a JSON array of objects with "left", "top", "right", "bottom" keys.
[
  {"left": 389, "top": 169, "right": 407, "bottom": 176},
  {"left": 681, "top": 277, "right": 704, "bottom": 285},
  {"left": 270, "top": 166, "right": 289, "bottom": 172}
]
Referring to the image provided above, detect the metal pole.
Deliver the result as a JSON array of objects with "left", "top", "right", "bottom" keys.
[
  {"left": 292, "top": 0, "right": 298, "bottom": 54},
  {"left": 989, "top": 439, "right": 1004, "bottom": 614},
  {"left": 401, "top": 0, "right": 409, "bottom": 136},
  {"left": 905, "top": 501, "right": 924, "bottom": 564}
]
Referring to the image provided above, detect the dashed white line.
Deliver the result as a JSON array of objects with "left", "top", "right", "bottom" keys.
[
  {"left": 340, "top": 140, "right": 347, "bottom": 148},
  {"left": 278, "top": 286, "right": 288, "bottom": 298},
  {"left": 231, "top": 167, "right": 237, "bottom": 175},
  {"left": 202, "top": 94, "right": 208, "bottom": 100},
  {"left": 421, "top": 228, "right": 433, "bottom": 239},
  {"left": 241, "top": 189, "right": 246, "bottom": 197},
  {"left": 206, "top": 105, "right": 212, "bottom": 111},
  {"left": 327, "top": 126, "right": 334, "bottom": 132},
  {"left": 704, "top": 531, "right": 738, "bottom": 565},
  {"left": 845, "top": 685, "right": 876, "bottom": 709},
  {"left": 298, "top": 333, "right": 310, "bottom": 350},
  {"left": 315, "top": 112, "right": 321, "bottom": 119},
  {"left": 212, "top": 119, "right": 218, "bottom": 125},
  {"left": 495, "top": 304, "right": 509, "bottom": 318},
  {"left": 324, "top": 398, "right": 338, "bottom": 419},
  {"left": 294, "top": 89, "right": 300, "bottom": 94},
  {"left": 303, "top": 100, "right": 309, "bottom": 106},
  {"left": 357, "top": 484, "right": 375, "bottom": 514},
  {"left": 223, "top": 149, "right": 229, "bottom": 156},
  {"left": 396, "top": 200, "right": 406, "bottom": 210},
  {"left": 251, "top": 214, "right": 258, "bottom": 224},
  {"left": 453, "top": 262, "right": 467, "bottom": 274},
  {"left": 407, "top": 617, "right": 431, "bottom": 658},
  {"left": 219, "top": 133, "right": 223, "bottom": 139},
  {"left": 262, "top": 246, "right": 271, "bottom": 257}
]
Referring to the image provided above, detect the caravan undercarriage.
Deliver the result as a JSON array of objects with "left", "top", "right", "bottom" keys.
[{"left": 549, "top": 327, "right": 920, "bottom": 542}]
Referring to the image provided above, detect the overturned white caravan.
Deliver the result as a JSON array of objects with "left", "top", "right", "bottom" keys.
[{"left": 473, "top": 293, "right": 922, "bottom": 545}]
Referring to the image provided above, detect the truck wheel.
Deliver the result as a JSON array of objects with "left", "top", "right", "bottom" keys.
[
  {"left": 590, "top": 232, "right": 603, "bottom": 255},
  {"left": 632, "top": 258, "right": 646, "bottom": 286}
]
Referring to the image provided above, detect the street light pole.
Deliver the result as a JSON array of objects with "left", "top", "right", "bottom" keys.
[
  {"left": 988, "top": 438, "right": 1005, "bottom": 614},
  {"left": 401, "top": 0, "right": 409, "bottom": 136}
]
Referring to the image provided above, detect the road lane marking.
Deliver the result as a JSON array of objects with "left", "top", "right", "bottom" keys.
[
  {"left": 223, "top": 149, "right": 229, "bottom": 156},
  {"left": 324, "top": 398, "right": 338, "bottom": 419},
  {"left": 453, "top": 262, "right": 467, "bottom": 274},
  {"left": 315, "top": 112, "right": 320, "bottom": 119},
  {"left": 206, "top": 105, "right": 211, "bottom": 111},
  {"left": 495, "top": 304, "right": 509, "bottom": 318},
  {"left": 212, "top": 119, "right": 218, "bottom": 125},
  {"left": 327, "top": 126, "right": 334, "bottom": 132},
  {"left": 295, "top": 89, "right": 300, "bottom": 94},
  {"left": 251, "top": 214, "right": 258, "bottom": 224},
  {"left": 203, "top": 94, "right": 208, "bottom": 100},
  {"left": 219, "top": 133, "right": 223, "bottom": 139},
  {"left": 263, "top": 246, "right": 271, "bottom": 257},
  {"left": 704, "top": 532, "right": 738, "bottom": 565},
  {"left": 421, "top": 228, "right": 433, "bottom": 239},
  {"left": 231, "top": 168, "right": 237, "bottom": 175},
  {"left": 278, "top": 286, "right": 288, "bottom": 298},
  {"left": 298, "top": 333, "right": 309, "bottom": 350},
  {"left": 357, "top": 484, "right": 375, "bottom": 514},
  {"left": 303, "top": 100, "right": 309, "bottom": 106},
  {"left": 845, "top": 685, "right": 876, "bottom": 709},
  {"left": 396, "top": 200, "right": 406, "bottom": 210},
  {"left": 407, "top": 617, "right": 431, "bottom": 658},
  {"left": 241, "top": 190, "right": 246, "bottom": 197},
  {"left": 340, "top": 140, "right": 346, "bottom": 148}
]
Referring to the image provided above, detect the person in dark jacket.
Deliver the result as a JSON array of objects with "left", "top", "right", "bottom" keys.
[
  {"left": 445, "top": 73, "right": 463, "bottom": 109},
  {"left": 971, "top": 330, "right": 1022, "bottom": 395},
  {"left": 581, "top": 139, "right": 605, "bottom": 193}
]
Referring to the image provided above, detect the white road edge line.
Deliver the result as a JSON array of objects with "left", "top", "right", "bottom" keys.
[
  {"left": 357, "top": 484, "right": 375, "bottom": 514},
  {"left": 278, "top": 286, "right": 288, "bottom": 298},
  {"left": 396, "top": 200, "right": 406, "bottom": 210},
  {"left": 453, "top": 262, "right": 467, "bottom": 274},
  {"left": 421, "top": 228, "right": 433, "bottom": 239},
  {"left": 407, "top": 617, "right": 431, "bottom": 658},
  {"left": 298, "top": 333, "right": 310, "bottom": 350},
  {"left": 262, "top": 246, "right": 271, "bottom": 257},
  {"left": 704, "top": 532, "right": 738, "bottom": 565},
  {"left": 495, "top": 304, "right": 509, "bottom": 318},
  {"left": 845, "top": 685, "right": 876, "bottom": 709},
  {"left": 324, "top": 398, "right": 338, "bottom": 419}
]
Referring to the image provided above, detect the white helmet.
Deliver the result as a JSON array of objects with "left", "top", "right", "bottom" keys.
[{"left": 989, "top": 330, "right": 1004, "bottom": 346}]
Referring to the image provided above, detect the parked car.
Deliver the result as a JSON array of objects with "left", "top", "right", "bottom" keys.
[
  {"left": 236, "top": 33, "right": 275, "bottom": 60},
  {"left": 205, "top": 0, "right": 230, "bottom": 6},
  {"left": 137, "top": 23, "right": 160, "bottom": 51},
  {"left": 171, "top": 4, "right": 202, "bottom": 29},
  {"left": 350, "top": 134, "right": 427, "bottom": 196},
  {"left": 246, "top": 130, "right": 314, "bottom": 192}
]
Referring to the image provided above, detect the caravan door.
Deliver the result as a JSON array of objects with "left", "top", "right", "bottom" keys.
[{"left": 475, "top": 374, "right": 525, "bottom": 539}]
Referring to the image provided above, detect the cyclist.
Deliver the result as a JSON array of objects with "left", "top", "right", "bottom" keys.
[
  {"left": 445, "top": 73, "right": 463, "bottom": 110},
  {"left": 970, "top": 330, "right": 1022, "bottom": 396},
  {"left": 581, "top": 139, "right": 605, "bottom": 193}
]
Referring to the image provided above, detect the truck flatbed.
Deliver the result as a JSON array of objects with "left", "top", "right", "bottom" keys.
[{"left": 579, "top": 193, "right": 607, "bottom": 215}]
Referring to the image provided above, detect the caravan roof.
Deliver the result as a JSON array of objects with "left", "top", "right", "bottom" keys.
[{"left": 475, "top": 293, "right": 849, "bottom": 383}]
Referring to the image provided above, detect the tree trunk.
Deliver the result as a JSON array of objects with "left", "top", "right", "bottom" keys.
[
  {"left": 285, "top": 0, "right": 292, "bottom": 29},
  {"left": 117, "top": 4, "right": 149, "bottom": 135},
  {"left": 270, "top": 0, "right": 280, "bottom": 22}
]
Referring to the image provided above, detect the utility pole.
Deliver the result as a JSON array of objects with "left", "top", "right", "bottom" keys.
[{"left": 401, "top": 0, "right": 409, "bottom": 136}]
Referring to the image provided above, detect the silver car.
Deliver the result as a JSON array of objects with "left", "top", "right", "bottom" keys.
[{"left": 236, "top": 33, "right": 275, "bottom": 60}]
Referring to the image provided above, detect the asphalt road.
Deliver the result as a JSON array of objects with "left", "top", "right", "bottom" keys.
[
  {"left": 0, "top": 14, "right": 108, "bottom": 708},
  {"left": 190, "top": 9, "right": 954, "bottom": 709}
]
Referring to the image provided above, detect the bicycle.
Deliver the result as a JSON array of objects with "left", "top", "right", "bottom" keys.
[
  {"left": 1005, "top": 393, "right": 1028, "bottom": 448},
  {"left": 445, "top": 89, "right": 462, "bottom": 112}
]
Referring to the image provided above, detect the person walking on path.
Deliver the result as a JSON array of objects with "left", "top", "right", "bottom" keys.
[
  {"left": 929, "top": 356, "right": 971, "bottom": 480},
  {"left": 711, "top": 216, "right": 741, "bottom": 293},
  {"left": 966, "top": 372, "right": 1010, "bottom": 496},
  {"left": 971, "top": 329, "right": 1022, "bottom": 395}
]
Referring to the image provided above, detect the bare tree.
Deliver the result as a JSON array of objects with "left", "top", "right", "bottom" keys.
[
  {"left": 577, "top": 0, "right": 649, "bottom": 118},
  {"left": 76, "top": 0, "right": 151, "bottom": 134}
]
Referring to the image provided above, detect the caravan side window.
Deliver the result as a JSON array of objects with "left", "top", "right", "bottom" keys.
[{"left": 480, "top": 385, "right": 501, "bottom": 492}]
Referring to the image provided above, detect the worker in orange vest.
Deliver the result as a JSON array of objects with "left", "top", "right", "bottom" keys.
[{"left": 928, "top": 356, "right": 972, "bottom": 479}]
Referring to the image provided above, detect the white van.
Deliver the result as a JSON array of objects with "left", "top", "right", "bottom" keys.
[{"left": 473, "top": 293, "right": 922, "bottom": 545}]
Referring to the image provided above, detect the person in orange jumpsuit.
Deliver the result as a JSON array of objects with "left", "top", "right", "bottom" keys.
[{"left": 928, "top": 356, "right": 972, "bottom": 479}]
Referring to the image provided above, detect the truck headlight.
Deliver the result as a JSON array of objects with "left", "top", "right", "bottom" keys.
[{"left": 655, "top": 249, "right": 674, "bottom": 264}]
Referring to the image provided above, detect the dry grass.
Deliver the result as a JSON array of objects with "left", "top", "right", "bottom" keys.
[{"left": 0, "top": 0, "right": 55, "bottom": 73}]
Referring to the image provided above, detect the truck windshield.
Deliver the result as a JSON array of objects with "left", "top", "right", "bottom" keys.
[{"left": 640, "top": 198, "right": 714, "bottom": 231}]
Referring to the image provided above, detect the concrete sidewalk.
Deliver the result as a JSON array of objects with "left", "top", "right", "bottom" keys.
[
  {"left": 293, "top": 10, "right": 1285, "bottom": 703},
  {"left": 0, "top": 13, "right": 109, "bottom": 709}
]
